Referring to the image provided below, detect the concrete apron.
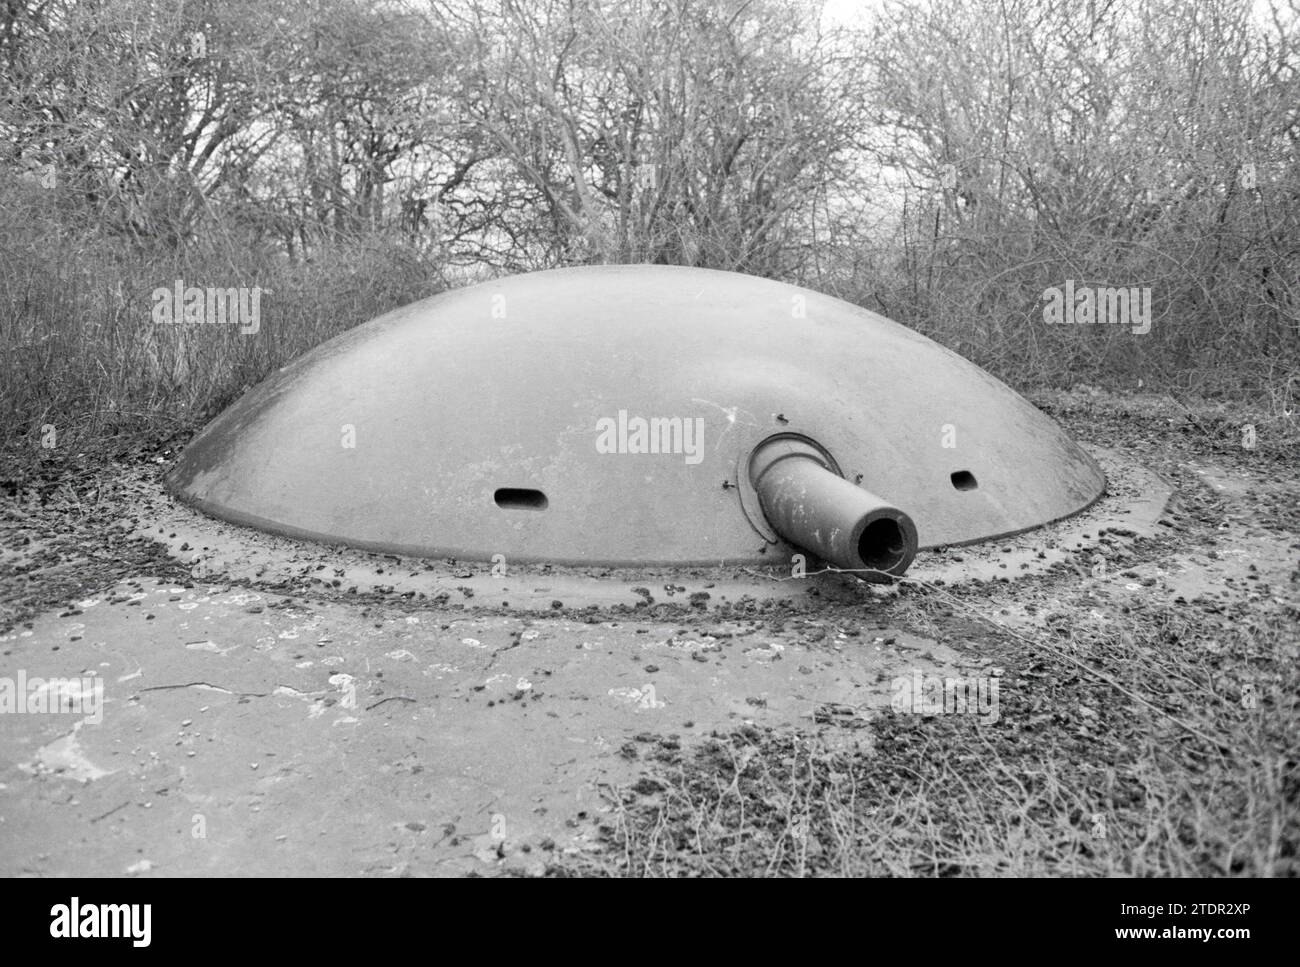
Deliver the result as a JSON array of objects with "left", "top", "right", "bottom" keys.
[{"left": 0, "top": 446, "right": 1170, "bottom": 876}]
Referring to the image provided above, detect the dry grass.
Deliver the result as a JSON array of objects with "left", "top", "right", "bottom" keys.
[{"left": 556, "top": 598, "right": 1296, "bottom": 877}]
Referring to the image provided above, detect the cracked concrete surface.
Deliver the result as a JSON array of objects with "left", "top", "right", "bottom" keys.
[{"left": 1, "top": 577, "right": 963, "bottom": 876}]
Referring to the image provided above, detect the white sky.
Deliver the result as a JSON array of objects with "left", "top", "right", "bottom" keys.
[{"left": 820, "top": 0, "right": 882, "bottom": 24}]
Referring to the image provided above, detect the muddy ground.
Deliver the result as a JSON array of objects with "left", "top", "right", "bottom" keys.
[{"left": 1, "top": 388, "right": 1296, "bottom": 876}]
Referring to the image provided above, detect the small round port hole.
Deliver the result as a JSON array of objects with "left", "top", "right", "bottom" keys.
[{"left": 951, "top": 471, "right": 978, "bottom": 491}]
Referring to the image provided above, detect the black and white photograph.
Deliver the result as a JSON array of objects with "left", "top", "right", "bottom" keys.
[{"left": 0, "top": 0, "right": 1294, "bottom": 917}]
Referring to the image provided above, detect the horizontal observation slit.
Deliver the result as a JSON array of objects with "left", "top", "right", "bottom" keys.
[{"left": 494, "top": 488, "right": 549, "bottom": 511}]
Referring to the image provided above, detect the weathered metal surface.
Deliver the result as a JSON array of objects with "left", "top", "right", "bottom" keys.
[{"left": 166, "top": 265, "right": 1106, "bottom": 567}]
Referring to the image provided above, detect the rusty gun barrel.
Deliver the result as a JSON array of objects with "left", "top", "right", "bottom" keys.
[{"left": 748, "top": 436, "right": 918, "bottom": 580}]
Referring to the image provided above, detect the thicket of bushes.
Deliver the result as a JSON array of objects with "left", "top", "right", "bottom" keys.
[
  {"left": 1, "top": 181, "right": 440, "bottom": 446},
  {"left": 2, "top": 0, "right": 1296, "bottom": 454}
]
